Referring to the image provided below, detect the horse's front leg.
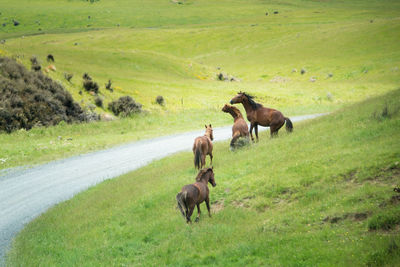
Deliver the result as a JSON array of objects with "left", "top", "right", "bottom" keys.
[
  {"left": 195, "top": 204, "right": 201, "bottom": 222},
  {"left": 249, "top": 124, "right": 255, "bottom": 142},
  {"left": 205, "top": 197, "right": 211, "bottom": 217},
  {"left": 209, "top": 153, "right": 213, "bottom": 166},
  {"left": 254, "top": 123, "right": 259, "bottom": 142}
]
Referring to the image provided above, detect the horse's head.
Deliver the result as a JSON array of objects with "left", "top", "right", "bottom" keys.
[
  {"left": 196, "top": 167, "right": 216, "bottom": 187},
  {"left": 205, "top": 124, "right": 213, "bottom": 141},
  {"left": 207, "top": 167, "right": 216, "bottom": 187},
  {"left": 221, "top": 104, "right": 230, "bottom": 113},
  {"left": 230, "top": 91, "right": 261, "bottom": 110},
  {"left": 230, "top": 92, "right": 246, "bottom": 105}
]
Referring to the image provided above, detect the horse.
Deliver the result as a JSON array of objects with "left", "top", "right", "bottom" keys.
[
  {"left": 176, "top": 167, "right": 216, "bottom": 223},
  {"left": 221, "top": 104, "right": 249, "bottom": 149},
  {"left": 192, "top": 124, "right": 213, "bottom": 169},
  {"left": 230, "top": 91, "right": 293, "bottom": 141}
]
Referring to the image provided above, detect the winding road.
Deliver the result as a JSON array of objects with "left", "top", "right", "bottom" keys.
[{"left": 0, "top": 113, "right": 324, "bottom": 263}]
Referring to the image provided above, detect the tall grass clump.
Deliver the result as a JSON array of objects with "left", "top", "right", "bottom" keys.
[{"left": 368, "top": 207, "right": 400, "bottom": 231}]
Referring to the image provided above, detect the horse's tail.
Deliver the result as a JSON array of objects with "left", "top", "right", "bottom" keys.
[
  {"left": 285, "top": 117, "right": 293, "bottom": 133},
  {"left": 176, "top": 191, "right": 188, "bottom": 218},
  {"left": 194, "top": 142, "right": 202, "bottom": 169}
]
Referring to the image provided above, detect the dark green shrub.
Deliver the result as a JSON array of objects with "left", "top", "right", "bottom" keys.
[
  {"left": 105, "top": 79, "right": 113, "bottom": 92},
  {"left": 0, "top": 56, "right": 92, "bottom": 133},
  {"left": 30, "top": 56, "right": 41, "bottom": 72},
  {"left": 108, "top": 96, "right": 142, "bottom": 117},
  {"left": 156, "top": 95, "right": 164, "bottom": 106},
  {"left": 82, "top": 73, "right": 99, "bottom": 94},
  {"left": 94, "top": 96, "right": 103, "bottom": 108},
  {"left": 64, "top": 72, "right": 73, "bottom": 82}
]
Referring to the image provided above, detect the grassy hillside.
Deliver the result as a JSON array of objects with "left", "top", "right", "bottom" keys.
[
  {"left": 1, "top": 0, "right": 399, "bottom": 169},
  {"left": 6, "top": 89, "right": 400, "bottom": 266}
]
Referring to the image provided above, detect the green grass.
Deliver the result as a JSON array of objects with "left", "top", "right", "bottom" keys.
[
  {"left": 6, "top": 89, "right": 400, "bottom": 266},
  {"left": 1, "top": 0, "right": 400, "bottom": 169}
]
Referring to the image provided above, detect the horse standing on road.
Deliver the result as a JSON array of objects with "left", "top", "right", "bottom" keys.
[
  {"left": 221, "top": 104, "right": 249, "bottom": 149},
  {"left": 192, "top": 124, "right": 213, "bottom": 169},
  {"left": 230, "top": 92, "right": 293, "bottom": 141},
  {"left": 176, "top": 167, "right": 216, "bottom": 223}
]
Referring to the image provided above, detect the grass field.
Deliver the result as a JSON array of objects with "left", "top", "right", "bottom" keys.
[
  {"left": 6, "top": 87, "right": 400, "bottom": 266},
  {"left": 1, "top": 0, "right": 399, "bottom": 169}
]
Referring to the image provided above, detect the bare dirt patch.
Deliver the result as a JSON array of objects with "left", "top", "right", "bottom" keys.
[
  {"left": 323, "top": 212, "right": 370, "bottom": 224},
  {"left": 212, "top": 200, "right": 224, "bottom": 213}
]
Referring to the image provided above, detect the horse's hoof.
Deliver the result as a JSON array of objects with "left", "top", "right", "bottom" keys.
[{"left": 195, "top": 217, "right": 200, "bottom": 222}]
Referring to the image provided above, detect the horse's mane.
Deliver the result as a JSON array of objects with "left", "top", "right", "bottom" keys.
[
  {"left": 230, "top": 105, "right": 243, "bottom": 118},
  {"left": 241, "top": 92, "right": 262, "bottom": 110},
  {"left": 195, "top": 168, "right": 212, "bottom": 182},
  {"left": 225, "top": 105, "right": 243, "bottom": 119}
]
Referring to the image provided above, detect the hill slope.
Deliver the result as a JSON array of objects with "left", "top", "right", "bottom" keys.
[{"left": 6, "top": 89, "right": 400, "bottom": 266}]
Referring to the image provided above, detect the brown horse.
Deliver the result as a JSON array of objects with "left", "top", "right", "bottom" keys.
[
  {"left": 222, "top": 104, "right": 249, "bottom": 149},
  {"left": 192, "top": 124, "right": 213, "bottom": 169},
  {"left": 176, "top": 167, "right": 216, "bottom": 223},
  {"left": 230, "top": 92, "right": 293, "bottom": 141}
]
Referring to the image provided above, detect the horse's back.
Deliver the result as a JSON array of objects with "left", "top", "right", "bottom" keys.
[
  {"left": 196, "top": 135, "right": 211, "bottom": 153},
  {"left": 233, "top": 117, "right": 249, "bottom": 136},
  {"left": 182, "top": 183, "right": 207, "bottom": 204},
  {"left": 256, "top": 107, "right": 285, "bottom": 126},
  {"left": 193, "top": 136, "right": 203, "bottom": 150}
]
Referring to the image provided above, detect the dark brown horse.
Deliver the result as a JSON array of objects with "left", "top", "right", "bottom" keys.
[
  {"left": 222, "top": 104, "right": 249, "bottom": 149},
  {"left": 230, "top": 92, "right": 293, "bottom": 141},
  {"left": 176, "top": 167, "right": 216, "bottom": 223},
  {"left": 192, "top": 124, "right": 213, "bottom": 169}
]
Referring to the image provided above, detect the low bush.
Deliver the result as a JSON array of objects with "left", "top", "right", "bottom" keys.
[
  {"left": 82, "top": 73, "right": 99, "bottom": 94},
  {"left": 94, "top": 96, "right": 103, "bottom": 108},
  {"left": 156, "top": 95, "right": 165, "bottom": 106},
  {"left": 108, "top": 96, "right": 142, "bottom": 117},
  {"left": 105, "top": 79, "right": 113, "bottom": 92},
  {"left": 30, "top": 56, "right": 41, "bottom": 72},
  {"left": 64, "top": 72, "right": 73, "bottom": 82}
]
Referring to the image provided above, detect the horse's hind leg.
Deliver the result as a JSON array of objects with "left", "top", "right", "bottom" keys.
[
  {"left": 201, "top": 154, "right": 206, "bottom": 169},
  {"left": 209, "top": 153, "right": 213, "bottom": 166},
  {"left": 230, "top": 132, "right": 240, "bottom": 150},
  {"left": 270, "top": 120, "right": 284, "bottom": 138},
  {"left": 270, "top": 126, "right": 278, "bottom": 138},
  {"left": 195, "top": 204, "right": 201, "bottom": 222},
  {"left": 186, "top": 204, "right": 195, "bottom": 224}
]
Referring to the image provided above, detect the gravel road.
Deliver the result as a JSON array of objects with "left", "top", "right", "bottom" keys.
[{"left": 0, "top": 113, "right": 324, "bottom": 263}]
